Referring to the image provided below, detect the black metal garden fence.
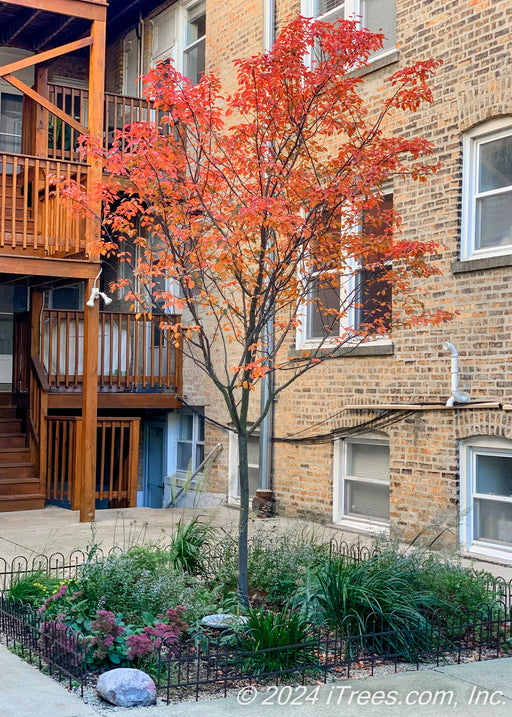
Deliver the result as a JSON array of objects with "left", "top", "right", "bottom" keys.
[
  {"left": 0, "top": 591, "right": 89, "bottom": 694},
  {"left": 154, "top": 600, "right": 512, "bottom": 702},
  {"left": 1, "top": 539, "right": 512, "bottom": 702}
]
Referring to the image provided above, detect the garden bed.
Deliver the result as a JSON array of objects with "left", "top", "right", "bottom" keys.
[{"left": 1, "top": 520, "right": 512, "bottom": 702}]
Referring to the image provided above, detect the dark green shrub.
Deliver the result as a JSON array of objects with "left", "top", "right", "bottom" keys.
[
  {"left": 238, "top": 609, "right": 317, "bottom": 675},
  {"left": 169, "top": 516, "right": 217, "bottom": 574},
  {"left": 315, "top": 556, "right": 443, "bottom": 660}
]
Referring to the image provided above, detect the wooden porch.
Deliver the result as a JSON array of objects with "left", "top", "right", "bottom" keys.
[
  {"left": 0, "top": 304, "right": 182, "bottom": 513},
  {"left": 0, "top": 0, "right": 178, "bottom": 520}
]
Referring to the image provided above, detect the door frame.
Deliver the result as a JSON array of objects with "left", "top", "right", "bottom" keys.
[{"left": 143, "top": 418, "right": 167, "bottom": 508}]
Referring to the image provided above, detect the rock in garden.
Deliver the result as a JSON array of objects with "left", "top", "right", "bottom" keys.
[
  {"left": 201, "top": 613, "right": 249, "bottom": 630},
  {"left": 96, "top": 668, "right": 156, "bottom": 707}
]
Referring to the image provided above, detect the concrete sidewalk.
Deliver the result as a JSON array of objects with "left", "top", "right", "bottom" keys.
[{"left": 1, "top": 643, "right": 511, "bottom": 717}]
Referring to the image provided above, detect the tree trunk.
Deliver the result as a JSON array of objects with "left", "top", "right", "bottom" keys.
[{"left": 237, "top": 429, "right": 250, "bottom": 606}]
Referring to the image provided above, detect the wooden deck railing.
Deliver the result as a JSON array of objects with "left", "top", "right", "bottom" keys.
[
  {"left": 29, "top": 355, "right": 50, "bottom": 496},
  {"left": 47, "top": 84, "right": 89, "bottom": 162},
  {"left": 48, "top": 84, "right": 158, "bottom": 160},
  {"left": 41, "top": 310, "right": 181, "bottom": 393},
  {"left": 0, "top": 152, "right": 87, "bottom": 255},
  {"left": 46, "top": 416, "right": 140, "bottom": 509}
]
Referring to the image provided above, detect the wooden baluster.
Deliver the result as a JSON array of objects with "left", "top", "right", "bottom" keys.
[
  {"left": 47, "top": 311, "right": 53, "bottom": 388},
  {"left": 109, "top": 313, "right": 114, "bottom": 388},
  {"left": 109, "top": 421, "right": 116, "bottom": 502},
  {"left": 98, "top": 421, "right": 106, "bottom": 503},
  {"left": 72, "top": 420, "right": 82, "bottom": 510},
  {"left": 33, "top": 158, "right": 39, "bottom": 250},
  {"left": 142, "top": 315, "right": 147, "bottom": 388},
  {"left": 117, "top": 314, "right": 122, "bottom": 389},
  {"left": 158, "top": 319, "right": 163, "bottom": 388},
  {"left": 10, "top": 155, "right": 17, "bottom": 248},
  {"left": 134, "top": 316, "right": 139, "bottom": 388},
  {"left": 99, "top": 312, "right": 105, "bottom": 388},
  {"left": 117, "top": 422, "right": 124, "bottom": 502},
  {"left": 22, "top": 158, "right": 28, "bottom": 248},
  {"left": 74, "top": 312, "right": 80, "bottom": 389},
  {"left": 126, "top": 314, "right": 131, "bottom": 387},
  {"left": 129, "top": 419, "right": 139, "bottom": 507},
  {"left": 1, "top": 154, "right": 6, "bottom": 247},
  {"left": 64, "top": 162, "right": 71, "bottom": 253},
  {"left": 166, "top": 323, "right": 172, "bottom": 389},
  {"left": 55, "top": 311, "right": 61, "bottom": 388},
  {"left": 44, "top": 160, "right": 49, "bottom": 252}
]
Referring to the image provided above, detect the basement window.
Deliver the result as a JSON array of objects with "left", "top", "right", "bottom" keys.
[
  {"left": 460, "top": 437, "right": 512, "bottom": 561},
  {"left": 334, "top": 433, "right": 390, "bottom": 531}
]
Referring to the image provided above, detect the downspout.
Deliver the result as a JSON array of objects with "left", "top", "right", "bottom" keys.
[
  {"left": 443, "top": 342, "right": 470, "bottom": 407},
  {"left": 258, "top": 0, "right": 276, "bottom": 499},
  {"left": 263, "top": 0, "right": 275, "bottom": 53}
]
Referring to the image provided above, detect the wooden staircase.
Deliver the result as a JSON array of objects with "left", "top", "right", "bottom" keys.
[{"left": 0, "top": 393, "right": 45, "bottom": 512}]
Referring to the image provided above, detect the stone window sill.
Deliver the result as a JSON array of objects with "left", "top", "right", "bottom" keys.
[
  {"left": 288, "top": 342, "right": 394, "bottom": 360},
  {"left": 351, "top": 49, "right": 400, "bottom": 78},
  {"left": 452, "top": 254, "right": 512, "bottom": 273}
]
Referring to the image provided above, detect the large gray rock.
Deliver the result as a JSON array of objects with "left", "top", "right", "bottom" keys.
[{"left": 96, "top": 668, "right": 156, "bottom": 707}]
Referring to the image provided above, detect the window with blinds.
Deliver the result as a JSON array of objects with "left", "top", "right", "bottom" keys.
[
  {"left": 363, "top": 0, "right": 396, "bottom": 53},
  {"left": 310, "top": 0, "right": 396, "bottom": 58},
  {"left": 344, "top": 439, "right": 390, "bottom": 522}
]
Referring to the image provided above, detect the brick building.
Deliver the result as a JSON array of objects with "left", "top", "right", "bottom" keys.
[
  {"left": 187, "top": 0, "right": 512, "bottom": 567},
  {"left": 2, "top": 0, "right": 512, "bottom": 568}
]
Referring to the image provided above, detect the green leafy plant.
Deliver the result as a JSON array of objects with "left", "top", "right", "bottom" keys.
[
  {"left": 247, "top": 527, "right": 330, "bottom": 605},
  {"left": 9, "top": 571, "right": 63, "bottom": 607},
  {"left": 238, "top": 609, "right": 318, "bottom": 675},
  {"left": 315, "top": 556, "right": 443, "bottom": 660},
  {"left": 169, "top": 516, "right": 217, "bottom": 574}
]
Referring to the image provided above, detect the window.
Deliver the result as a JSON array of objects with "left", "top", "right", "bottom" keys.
[
  {"left": 177, "top": 411, "right": 205, "bottom": 474},
  {"left": 0, "top": 93, "right": 22, "bottom": 153},
  {"left": 303, "top": 0, "right": 396, "bottom": 59},
  {"left": 123, "top": 28, "right": 143, "bottom": 97},
  {"left": 151, "top": 1, "right": 205, "bottom": 84},
  {"left": 183, "top": 2, "right": 206, "bottom": 85},
  {"left": 461, "top": 119, "right": 512, "bottom": 261},
  {"left": 460, "top": 437, "right": 512, "bottom": 560},
  {"left": 298, "top": 192, "right": 393, "bottom": 347},
  {"left": 228, "top": 430, "right": 260, "bottom": 503},
  {"left": 334, "top": 434, "right": 390, "bottom": 529}
]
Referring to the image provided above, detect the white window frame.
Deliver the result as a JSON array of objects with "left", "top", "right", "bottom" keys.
[
  {"left": 150, "top": 0, "right": 205, "bottom": 83},
  {"left": 175, "top": 409, "right": 205, "bottom": 477},
  {"left": 460, "top": 436, "right": 512, "bottom": 562},
  {"left": 461, "top": 118, "right": 512, "bottom": 262},
  {"left": 228, "top": 429, "right": 260, "bottom": 504},
  {"left": 301, "top": 0, "right": 397, "bottom": 63},
  {"left": 296, "top": 189, "right": 393, "bottom": 350},
  {"left": 333, "top": 432, "right": 390, "bottom": 533},
  {"left": 123, "top": 27, "right": 143, "bottom": 97}
]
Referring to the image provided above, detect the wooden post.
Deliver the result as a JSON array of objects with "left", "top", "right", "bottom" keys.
[
  {"left": 79, "top": 15, "right": 105, "bottom": 522},
  {"left": 30, "top": 289, "right": 43, "bottom": 355},
  {"left": 81, "top": 277, "right": 98, "bottom": 522},
  {"left": 34, "top": 65, "right": 49, "bottom": 158}
]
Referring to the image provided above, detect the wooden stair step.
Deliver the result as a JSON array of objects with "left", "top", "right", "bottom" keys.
[
  {"left": 0, "top": 394, "right": 14, "bottom": 406},
  {"left": 0, "top": 419, "right": 21, "bottom": 433},
  {"left": 0, "top": 407, "right": 17, "bottom": 419},
  {"left": 0, "top": 434, "right": 26, "bottom": 448},
  {"left": 0, "top": 446, "right": 30, "bottom": 453},
  {"left": 0, "top": 493, "right": 46, "bottom": 512},
  {"left": 0, "top": 461, "right": 35, "bottom": 478},
  {"left": 0, "top": 476, "right": 41, "bottom": 496}
]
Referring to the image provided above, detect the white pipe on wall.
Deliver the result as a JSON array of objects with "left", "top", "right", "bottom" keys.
[{"left": 443, "top": 342, "right": 470, "bottom": 407}]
